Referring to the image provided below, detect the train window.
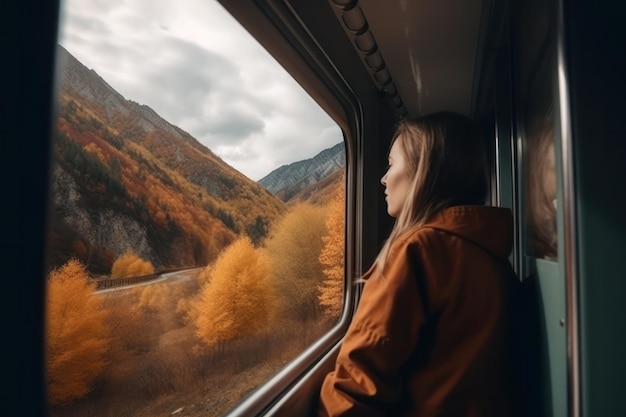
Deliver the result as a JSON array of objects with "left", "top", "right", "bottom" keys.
[
  {"left": 524, "top": 109, "right": 557, "bottom": 260},
  {"left": 514, "top": 0, "right": 559, "bottom": 260},
  {"left": 512, "top": 4, "right": 568, "bottom": 413},
  {"left": 46, "top": 0, "right": 346, "bottom": 416}
]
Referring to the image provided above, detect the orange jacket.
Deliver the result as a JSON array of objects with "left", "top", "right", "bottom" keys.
[{"left": 318, "top": 206, "right": 517, "bottom": 417}]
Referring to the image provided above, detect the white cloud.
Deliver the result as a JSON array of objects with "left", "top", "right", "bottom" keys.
[{"left": 58, "top": 0, "right": 342, "bottom": 180}]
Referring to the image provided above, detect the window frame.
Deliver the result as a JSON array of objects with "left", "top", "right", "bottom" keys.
[{"left": 216, "top": 1, "right": 364, "bottom": 415}]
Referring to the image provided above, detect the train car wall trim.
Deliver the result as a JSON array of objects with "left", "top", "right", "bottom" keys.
[{"left": 556, "top": 0, "right": 580, "bottom": 416}]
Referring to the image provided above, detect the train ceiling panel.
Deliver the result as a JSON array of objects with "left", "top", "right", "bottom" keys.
[{"left": 329, "top": 0, "right": 483, "bottom": 118}]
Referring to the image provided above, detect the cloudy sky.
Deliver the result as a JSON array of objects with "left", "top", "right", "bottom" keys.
[{"left": 57, "top": 0, "right": 343, "bottom": 181}]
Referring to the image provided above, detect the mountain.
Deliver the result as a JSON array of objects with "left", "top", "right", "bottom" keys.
[
  {"left": 286, "top": 168, "right": 345, "bottom": 205},
  {"left": 258, "top": 142, "right": 345, "bottom": 203},
  {"left": 49, "top": 45, "right": 286, "bottom": 273}
]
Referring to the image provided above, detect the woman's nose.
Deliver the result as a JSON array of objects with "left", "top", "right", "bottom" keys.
[{"left": 380, "top": 174, "right": 387, "bottom": 186}]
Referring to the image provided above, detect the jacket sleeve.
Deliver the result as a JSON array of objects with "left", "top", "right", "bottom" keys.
[{"left": 318, "top": 240, "right": 428, "bottom": 417}]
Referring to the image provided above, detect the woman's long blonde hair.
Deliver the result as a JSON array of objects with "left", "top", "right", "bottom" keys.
[{"left": 372, "top": 112, "right": 489, "bottom": 272}]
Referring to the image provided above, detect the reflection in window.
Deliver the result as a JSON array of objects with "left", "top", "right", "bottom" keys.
[
  {"left": 525, "top": 113, "right": 557, "bottom": 259},
  {"left": 47, "top": 0, "right": 345, "bottom": 416},
  {"left": 516, "top": 0, "right": 559, "bottom": 260}
]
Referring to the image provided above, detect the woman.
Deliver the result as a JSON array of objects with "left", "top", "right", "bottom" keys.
[{"left": 318, "top": 112, "right": 517, "bottom": 416}]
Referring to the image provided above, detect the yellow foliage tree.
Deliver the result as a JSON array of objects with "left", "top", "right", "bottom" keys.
[
  {"left": 318, "top": 191, "right": 346, "bottom": 319},
  {"left": 133, "top": 282, "right": 170, "bottom": 312},
  {"left": 46, "top": 259, "right": 110, "bottom": 405},
  {"left": 110, "top": 250, "right": 155, "bottom": 278},
  {"left": 264, "top": 203, "right": 328, "bottom": 321},
  {"left": 84, "top": 142, "right": 106, "bottom": 163},
  {"left": 190, "top": 237, "right": 275, "bottom": 347}
]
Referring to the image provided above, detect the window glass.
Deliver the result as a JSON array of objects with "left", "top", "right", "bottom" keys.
[
  {"left": 47, "top": 1, "right": 345, "bottom": 416},
  {"left": 524, "top": 108, "right": 557, "bottom": 259},
  {"left": 514, "top": 0, "right": 558, "bottom": 260}
]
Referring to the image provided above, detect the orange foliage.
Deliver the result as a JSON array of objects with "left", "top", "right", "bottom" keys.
[
  {"left": 111, "top": 250, "right": 155, "bottom": 278},
  {"left": 46, "top": 259, "right": 110, "bottom": 405},
  {"left": 263, "top": 203, "right": 328, "bottom": 321},
  {"left": 189, "top": 237, "right": 275, "bottom": 347},
  {"left": 54, "top": 92, "right": 286, "bottom": 270},
  {"left": 84, "top": 142, "right": 106, "bottom": 164},
  {"left": 133, "top": 283, "right": 169, "bottom": 311},
  {"left": 196, "top": 264, "right": 213, "bottom": 284},
  {"left": 318, "top": 190, "right": 346, "bottom": 319}
]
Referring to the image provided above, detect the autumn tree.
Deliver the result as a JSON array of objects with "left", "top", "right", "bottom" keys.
[
  {"left": 189, "top": 237, "right": 275, "bottom": 348},
  {"left": 133, "top": 282, "right": 171, "bottom": 312},
  {"left": 246, "top": 215, "right": 271, "bottom": 245},
  {"left": 46, "top": 259, "right": 110, "bottom": 405},
  {"left": 317, "top": 190, "right": 345, "bottom": 319},
  {"left": 264, "top": 203, "right": 327, "bottom": 321},
  {"left": 110, "top": 250, "right": 155, "bottom": 278}
]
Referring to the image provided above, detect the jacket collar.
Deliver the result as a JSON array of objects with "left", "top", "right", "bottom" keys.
[{"left": 422, "top": 205, "right": 513, "bottom": 259}]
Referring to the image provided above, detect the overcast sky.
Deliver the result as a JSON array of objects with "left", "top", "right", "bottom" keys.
[{"left": 57, "top": 0, "right": 343, "bottom": 181}]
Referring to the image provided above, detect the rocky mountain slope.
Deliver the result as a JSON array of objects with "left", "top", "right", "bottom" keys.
[
  {"left": 49, "top": 46, "right": 286, "bottom": 273},
  {"left": 258, "top": 142, "right": 345, "bottom": 202}
]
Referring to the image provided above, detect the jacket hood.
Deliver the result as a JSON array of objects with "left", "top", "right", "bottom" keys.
[{"left": 422, "top": 205, "right": 513, "bottom": 259}]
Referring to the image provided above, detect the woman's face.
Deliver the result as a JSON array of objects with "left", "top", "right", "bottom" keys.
[{"left": 381, "top": 139, "right": 412, "bottom": 217}]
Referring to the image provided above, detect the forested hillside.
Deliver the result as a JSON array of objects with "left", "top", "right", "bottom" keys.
[{"left": 48, "top": 46, "right": 286, "bottom": 273}]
